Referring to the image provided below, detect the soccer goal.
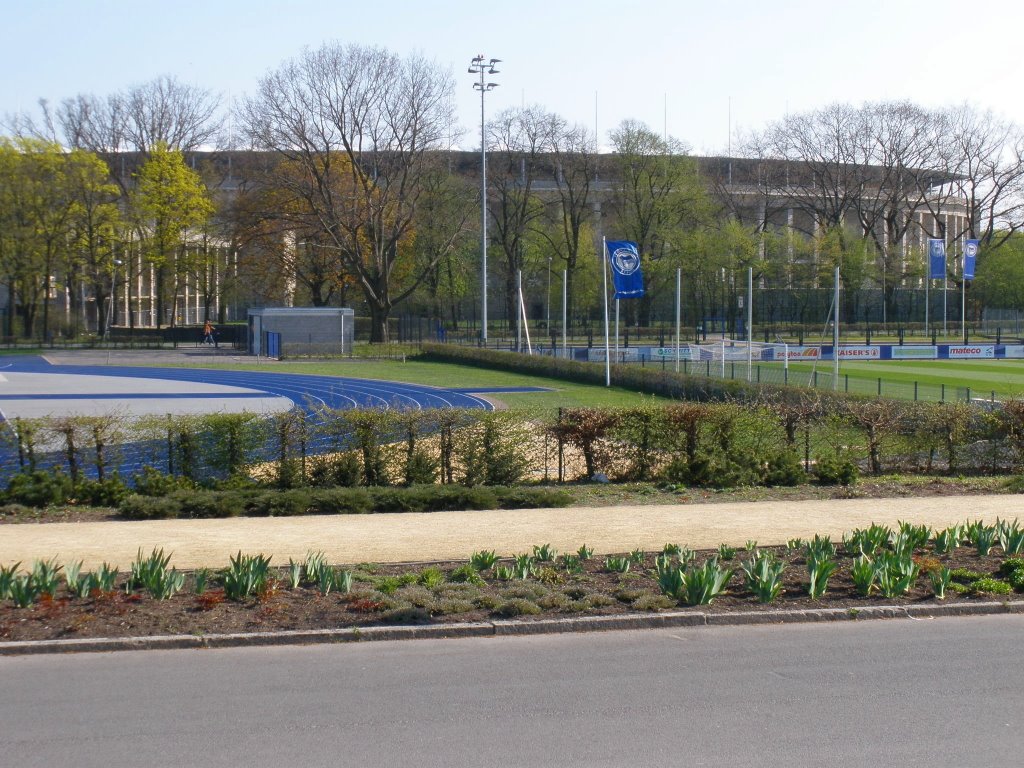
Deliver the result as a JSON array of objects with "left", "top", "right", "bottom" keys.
[{"left": 670, "top": 338, "right": 790, "bottom": 380}]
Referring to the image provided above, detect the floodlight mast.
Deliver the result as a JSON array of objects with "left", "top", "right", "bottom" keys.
[{"left": 469, "top": 55, "right": 500, "bottom": 341}]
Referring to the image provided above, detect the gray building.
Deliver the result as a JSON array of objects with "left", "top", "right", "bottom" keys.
[{"left": 247, "top": 307, "right": 354, "bottom": 357}]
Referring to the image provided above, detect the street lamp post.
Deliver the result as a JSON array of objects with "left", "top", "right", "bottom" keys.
[{"left": 468, "top": 54, "right": 500, "bottom": 342}]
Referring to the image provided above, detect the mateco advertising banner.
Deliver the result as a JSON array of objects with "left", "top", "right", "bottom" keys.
[
  {"left": 947, "top": 345, "right": 995, "bottom": 359},
  {"left": 837, "top": 346, "right": 880, "bottom": 359},
  {"left": 891, "top": 346, "right": 937, "bottom": 360}
]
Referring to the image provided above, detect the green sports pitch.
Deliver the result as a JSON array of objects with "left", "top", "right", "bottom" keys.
[{"left": 773, "top": 358, "right": 1024, "bottom": 400}]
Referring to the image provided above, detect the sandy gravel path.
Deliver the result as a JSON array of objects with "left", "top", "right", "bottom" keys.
[{"left": 3, "top": 495, "right": 1022, "bottom": 570}]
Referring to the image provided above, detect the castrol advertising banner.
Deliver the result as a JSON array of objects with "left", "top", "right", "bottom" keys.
[
  {"left": 947, "top": 345, "right": 995, "bottom": 359},
  {"left": 836, "top": 346, "right": 880, "bottom": 359},
  {"left": 782, "top": 347, "right": 820, "bottom": 360}
]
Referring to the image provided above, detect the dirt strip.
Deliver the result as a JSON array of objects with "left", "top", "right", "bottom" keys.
[{"left": 3, "top": 494, "right": 1022, "bottom": 570}]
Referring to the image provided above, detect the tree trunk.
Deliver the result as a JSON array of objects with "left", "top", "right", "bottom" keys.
[{"left": 368, "top": 303, "right": 390, "bottom": 343}]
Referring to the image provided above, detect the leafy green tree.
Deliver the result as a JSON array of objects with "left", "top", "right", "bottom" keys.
[
  {"left": 974, "top": 235, "right": 1024, "bottom": 311},
  {"left": 130, "top": 142, "right": 214, "bottom": 327}
]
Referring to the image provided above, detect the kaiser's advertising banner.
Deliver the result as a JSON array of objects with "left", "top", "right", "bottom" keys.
[{"left": 836, "top": 346, "right": 881, "bottom": 359}]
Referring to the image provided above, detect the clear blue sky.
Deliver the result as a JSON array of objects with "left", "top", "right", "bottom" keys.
[{"left": 3, "top": 0, "right": 1022, "bottom": 153}]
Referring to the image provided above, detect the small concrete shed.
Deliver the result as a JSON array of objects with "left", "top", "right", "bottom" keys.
[{"left": 247, "top": 307, "right": 355, "bottom": 357}]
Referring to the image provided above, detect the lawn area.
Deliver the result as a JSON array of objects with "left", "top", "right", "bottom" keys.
[
  {"left": 781, "top": 358, "right": 1024, "bottom": 399},
  {"left": 212, "top": 359, "right": 667, "bottom": 409}
]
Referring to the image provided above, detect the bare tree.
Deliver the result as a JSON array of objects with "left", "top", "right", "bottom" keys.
[
  {"left": 487, "top": 106, "right": 550, "bottom": 328},
  {"left": 239, "top": 43, "right": 458, "bottom": 342},
  {"left": 535, "top": 114, "right": 597, "bottom": 333}
]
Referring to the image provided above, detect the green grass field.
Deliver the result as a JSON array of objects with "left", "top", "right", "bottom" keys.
[
  {"left": 777, "top": 358, "right": 1024, "bottom": 400},
  {"left": 220, "top": 359, "right": 666, "bottom": 409}
]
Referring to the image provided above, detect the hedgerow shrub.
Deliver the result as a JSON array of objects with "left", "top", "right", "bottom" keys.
[{"left": 4, "top": 470, "right": 74, "bottom": 507}]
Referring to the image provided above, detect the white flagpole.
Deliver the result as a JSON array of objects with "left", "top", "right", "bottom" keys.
[
  {"left": 746, "top": 266, "right": 753, "bottom": 382},
  {"left": 961, "top": 254, "right": 967, "bottom": 343},
  {"left": 615, "top": 298, "right": 619, "bottom": 361},
  {"left": 602, "top": 237, "right": 610, "bottom": 387},
  {"left": 675, "top": 267, "right": 681, "bottom": 373},
  {"left": 562, "top": 269, "right": 567, "bottom": 358},
  {"left": 834, "top": 265, "right": 840, "bottom": 391}
]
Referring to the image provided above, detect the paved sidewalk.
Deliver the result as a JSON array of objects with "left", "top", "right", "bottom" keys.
[{"left": 3, "top": 494, "right": 1021, "bottom": 570}]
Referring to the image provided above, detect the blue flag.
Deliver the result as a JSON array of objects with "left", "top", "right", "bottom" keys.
[
  {"left": 963, "top": 239, "right": 979, "bottom": 281},
  {"left": 605, "top": 240, "right": 644, "bottom": 299},
  {"left": 928, "top": 239, "right": 946, "bottom": 280}
]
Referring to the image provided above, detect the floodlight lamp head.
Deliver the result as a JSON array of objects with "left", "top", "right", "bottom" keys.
[
  {"left": 472, "top": 55, "right": 484, "bottom": 64},
  {"left": 487, "top": 67, "right": 500, "bottom": 75},
  {"left": 486, "top": 83, "right": 498, "bottom": 90},
  {"left": 489, "top": 58, "right": 502, "bottom": 65}
]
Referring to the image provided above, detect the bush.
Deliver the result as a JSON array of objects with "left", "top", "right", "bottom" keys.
[
  {"left": 309, "top": 488, "right": 374, "bottom": 514},
  {"left": 119, "top": 494, "right": 182, "bottom": 520},
  {"left": 763, "top": 451, "right": 806, "bottom": 487},
  {"left": 495, "top": 598, "right": 542, "bottom": 617},
  {"left": 4, "top": 470, "right": 74, "bottom": 507},
  {"left": 492, "top": 487, "right": 573, "bottom": 509},
  {"left": 73, "top": 476, "right": 131, "bottom": 507},
  {"left": 132, "top": 466, "right": 195, "bottom": 496},
  {"left": 814, "top": 456, "right": 858, "bottom": 486},
  {"left": 970, "top": 577, "right": 1012, "bottom": 595},
  {"left": 177, "top": 490, "right": 250, "bottom": 518},
  {"left": 247, "top": 489, "right": 314, "bottom": 517}
]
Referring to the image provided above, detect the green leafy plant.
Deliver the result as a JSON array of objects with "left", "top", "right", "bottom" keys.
[
  {"left": 932, "top": 526, "right": 962, "bottom": 555},
  {"left": 850, "top": 555, "right": 877, "bottom": 597},
  {"left": 998, "top": 558, "right": 1024, "bottom": 577},
  {"left": 448, "top": 564, "right": 484, "bottom": 585},
  {"left": 744, "top": 540, "right": 758, "bottom": 552},
  {"left": 0, "top": 562, "right": 21, "bottom": 600},
  {"left": 577, "top": 545, "right": 594, "bottom": 561},
  {"left": 93, "top": 563, "right": 118, "bottom": 592},
  {"left": 604, "top": 556, "right": 631, "bottom": 574},
  {"left": 9, "top": 574, "right": 39, "bottom": 608},
  {"left": 678, "top": 559, "right": 734, "bottom": 606},
  {"left": 193, "top": 568, "right": 211, "bottom": 596},
  {"left": 997, "top": 518, "right": 1024, "bottom": 555},
  {"left": 494, "top": 565, "right": 515, "bottom": 581},
  {"left": 303, "top": 551, "right": 328, "bottom": 586},
  {"left": 31, "top": 557, "right": 62, "bottom": 597},
  {"left": 470, "top": 550, "right": 499, "bottom": 571},
  {"left": 287, "top": 559, "right": 303, "bottom": 589},
  {"left": 786, "top": 538, "right": 804, "bottom": 551},
  {"left": 334, "top": 568, "right": 353, "bottom": 594},
  {"left": 1007, "top": 569, "right": 1024, "bottom": 592},
  {"left": 844, "top": 524, "right": 891, "bottom": 557},
  {"left": 895, "top": 521, "right": 931, "bottom": 553},
  {"left": 975, "top": 525, "right": 998, "bottom": 556},
  {"left": 930, "top": 567, "right": 952, "bottom": 599},
  {"left": 63, "top": 560, "right": 84, "bottom": 596},
  {"left": 741, "top": 552, "right": 785, "bottom": 603},
  {"left": 805, "top": 534, "right": 836, "bottom": 562},
  {"left": 717, "top": 543, "right": 737, "bottom": 561},
  {"left": 562, "top": 554, "right": 583, "bottom": 574},
  {"left": 628, "top": 549, "right": 646, "bottom": 565},
  {"left": 806, "top": 554, "right": 837, "bottom": 599},
  {"left": 532, "top": 544, "right": 557, "bottom": 563},
  {"left": 970, "top": 577, "right": 1012, "bottom": 595},
  {"left": 874, "top": 552, "right": 919, "bottom": 598},
  {"left": 662, "top": 543, "right": 682, "bottom": 558},
  {"left": 128, "top": 548, "right": 183, "bottom": 600},
  {"left": 513, "top": 554, "right": 535, "bottom": 579},
  {"left": 417, "top": 567, "right": 445, "bottom": 589},
  {"left": 221, "top": 552, "right": 272, "bottom": 601}
]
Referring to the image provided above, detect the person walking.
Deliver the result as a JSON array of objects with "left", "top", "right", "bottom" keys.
[{"left": 203, "top": 320, "right": 217, "bottom": 348}]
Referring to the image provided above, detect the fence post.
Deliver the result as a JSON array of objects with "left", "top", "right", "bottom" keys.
[
  {"left": 914, "top": 381, "right": 918, "bottom": 401},
  {"left": 941, "top": 383, "right": 945, "bottom": 402},
  {"left": 966, "top": 386, "right": 971, "bottom": 402},
  {"left": 845, "top": 374, "right": 849, "bottom": 392},
  {"left": 877, "top": 377, "right": 882, "bottom": 396},
  {"left": 556, "top": 407, "right": 564, "bottom": 484}
]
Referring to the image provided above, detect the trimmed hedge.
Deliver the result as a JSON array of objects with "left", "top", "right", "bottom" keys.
[{"left": 117, "top": 484, "right": 573, "bottom": 520}]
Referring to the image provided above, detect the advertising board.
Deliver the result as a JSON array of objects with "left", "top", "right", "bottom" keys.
[
  {"left": 837, "top": 346, "right": 880, "bottom": 359},
  {"left": 947, "top": 345, "right": 995, "bottom": 359},
  {"left": 890, "top": 346, "right": 937, "bottom": 360}
]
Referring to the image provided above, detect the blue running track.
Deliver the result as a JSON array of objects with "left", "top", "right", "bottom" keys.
[{"left": 0, "top": 356, "right": 508, "bottom": 482}]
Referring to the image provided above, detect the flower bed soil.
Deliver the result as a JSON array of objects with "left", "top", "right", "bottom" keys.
[{"left": 1, "top": 544, "right": 1018, "bottom": 643}]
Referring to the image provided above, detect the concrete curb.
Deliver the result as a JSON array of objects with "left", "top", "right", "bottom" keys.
[{"left": 3, "top": 599, "right": 1023, "bottom": 656}]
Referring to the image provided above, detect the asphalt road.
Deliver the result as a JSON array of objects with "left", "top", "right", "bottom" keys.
[{"left": 2, "top": 615, "right": 1022, "bottom": 767}]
